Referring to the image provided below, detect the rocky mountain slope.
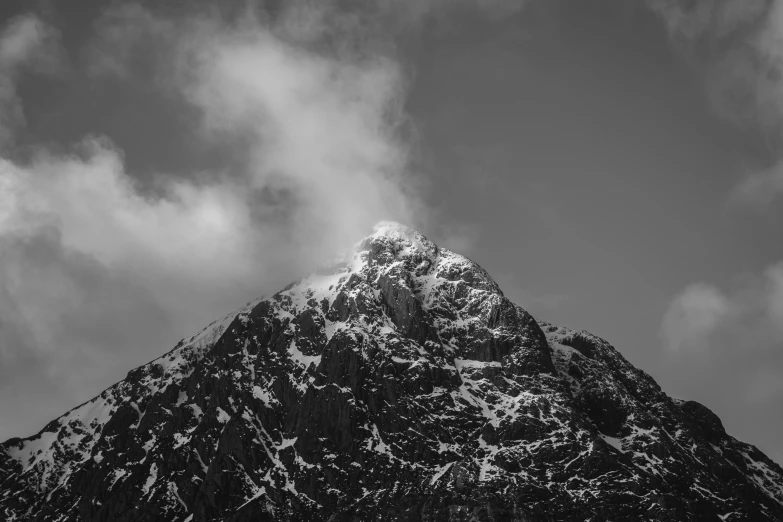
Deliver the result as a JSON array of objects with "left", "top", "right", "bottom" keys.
[{"left": 1, "top": 222, "right": 782, "bottom": 522}]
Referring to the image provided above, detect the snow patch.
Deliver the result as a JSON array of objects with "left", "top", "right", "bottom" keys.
[
  {"left": 369, "top": 222, "right": 437, "bottom": 257},
  {"left": 141, "top": 463, "right": 158, "bottom": 496},
  {"left": 429, "top": 462, "right": 455, "bottom": 486},
  {"left": 253, "top": 386, "right": 278, "bottom": 408},
  {"left": 287, "top": 340, "right": 321, "bottom": 370},
  {"left": 216, "top": 407, "right": 231, "bottom": 424},
  {"left": 601, "top": 434, "right": 627, "bottom": 453}
]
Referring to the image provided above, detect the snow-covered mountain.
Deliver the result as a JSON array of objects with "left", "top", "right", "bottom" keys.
[{"left": 2, "top": 222, "right": 782, "bottom": 521}]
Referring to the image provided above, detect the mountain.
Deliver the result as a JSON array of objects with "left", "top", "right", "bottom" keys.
[{"left": 1, "top": 222, "right": 782, "bottom": 522}]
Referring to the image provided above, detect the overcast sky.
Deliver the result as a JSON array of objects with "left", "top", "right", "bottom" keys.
[{"left": 0, "top": 0, "right": 781, "bottom": 465}]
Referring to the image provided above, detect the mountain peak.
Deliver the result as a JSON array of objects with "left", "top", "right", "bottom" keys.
[
  {"left": 353, "top": 221, "right": 439, "bottom": 260},
  {"left": 369, "top": 220, "right": 434, "bottom": 246}
]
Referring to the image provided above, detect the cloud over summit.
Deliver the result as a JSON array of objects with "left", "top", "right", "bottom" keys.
[{"left": 0, "top": 3, "right": 421, "bottom": 439}]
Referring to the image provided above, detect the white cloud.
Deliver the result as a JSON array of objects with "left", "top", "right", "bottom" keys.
[
  {"left": 0, "top": 16, "right": 47, "bottom": 66},
  {"left": 0, "top": 139, "right": 256, "bottom": 279},
  {"left": 180, "top": 19, "right": 416, "bottom": 248},
  {"left": 659, "top": 259, "right": 783, "bottom": 463},
  {"left": 661, "top": 283, "right": 732, "bottom": 353},
  {"left": 0, "top": 139, "right": 258, "bottom": 372},
  {"left": 0, "top": 3, "right": 422, "bottom": 439},
  {"left": 662, "top": 265, "right": 783, "bottom": 408},
  {"left": 662, "top": 264, "right": 783, "bottom": 355}
]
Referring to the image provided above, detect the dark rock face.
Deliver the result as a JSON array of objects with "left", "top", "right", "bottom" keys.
[{"left": 2, "top": 222, "right": 783, "bottom": 521}]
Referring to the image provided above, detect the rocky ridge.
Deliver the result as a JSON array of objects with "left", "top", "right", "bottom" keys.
[{"left": 1, "top": 222, "right": 782, "bottom": 521}]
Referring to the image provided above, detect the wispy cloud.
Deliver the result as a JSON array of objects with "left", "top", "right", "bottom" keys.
[
  {"left": 660, "top": 264, "right": 783, "bottom": 404},
  {"left": 645, "top": 1, "right": 783, "bottom": 422},
  {"left": 661, "top": 283, "right": 732, "bottom": 354},
  {"left": 0, "top": 3, "right": 422, "bottom": 437},
  {"left": 644, "top": 0, "right": 783, "bottom": 208},
  {"left": 732, "top": 162, "right": 783, "bottom": 207},
  {"left": 0, "top": 14, "right": 59, "bottom": 147}
]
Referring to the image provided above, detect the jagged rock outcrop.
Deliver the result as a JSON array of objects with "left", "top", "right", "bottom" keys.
[{"left": 1, "top": 222, "right": 782, "bottom": 521}]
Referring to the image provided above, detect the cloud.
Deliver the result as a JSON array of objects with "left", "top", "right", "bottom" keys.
[
  {"left": 661, "top": 264, "right": 783, "bottom": 404},
  {"left": 643, "top": 0, "right": 783, "bottom": 207},
  {"left": 179, "top": 14, "right": 416, "bottom": 246},
  {"left": 86, "top": 3, "right": 172, "bottom": 79},
  {"left": 644, "top": 0, "right": 768, "bottom": 51},
  {"left": 659, "top": 266, "right": 783, "bottom": 465},
  {"left": 0, "top": 139, "right": 256, "bottom": 382},
  {"left": 636, "top": 0, "right": 783, "bottom": 461},
  {"left": 661, "top": 265, "right": 783, "bottom": 355},
  {"left": 0, "top": 2, "right": 422, "bottom": 438},
  {"left": 732, "top": 162, "right": 783, "bottom": 207},
  {"left": 0, "top": 14, "right": 60, "bottom": 147},
  {"left": 0, "top": 138, "right": 259, "bottom": 281},
  {"left": 0, "top": 228, "right": 169, "bottom": 365},
  {"left": 661, "top": 283, "right": 732, "bottom": 353}
]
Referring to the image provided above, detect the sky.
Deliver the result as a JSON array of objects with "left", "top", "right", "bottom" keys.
[{"left": 0, "top": 0, "right": 781, "bottom": 466}]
